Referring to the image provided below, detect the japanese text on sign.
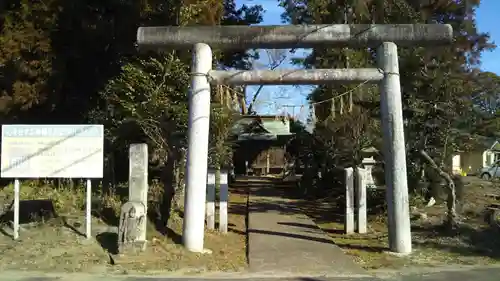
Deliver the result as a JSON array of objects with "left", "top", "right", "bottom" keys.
[{"left": 1, "top": 125, "right": 104, "bottom": 179}]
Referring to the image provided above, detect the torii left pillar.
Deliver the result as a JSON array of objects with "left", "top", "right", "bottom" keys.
[{"left": 182, "top": 43, "right": 212, "bottom": 252}]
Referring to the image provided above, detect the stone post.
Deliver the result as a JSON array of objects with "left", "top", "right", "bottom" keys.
[
  {"left": 206, "top": 169, "right": 216, "bottom": 230},
  {"left": 345, "top": 167, "right": 355, "bottom": 234},
  {"left": 356, "top": 168, "right": 367, "bottom": 234},
  {"left": 128, "top": 143, "right": 148, "bottom": 242},
  {"left": 266, "top": 152, "right": 270, "bottom": 175},
  {"left": 219, "top": 169, "right": 229, "bottom": 234}
]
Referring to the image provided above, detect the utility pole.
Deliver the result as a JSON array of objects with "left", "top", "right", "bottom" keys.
[{"left": 282, "top": 104, "right": 298, "bottom": 118}]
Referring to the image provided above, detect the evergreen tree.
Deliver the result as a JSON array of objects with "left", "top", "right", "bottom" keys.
[{"left": 279, "top": 0, "right": 497, "bottom": 178}]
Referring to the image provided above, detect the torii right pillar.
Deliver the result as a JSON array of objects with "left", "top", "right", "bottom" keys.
[{"left": 378, "top": 42, "right": 411, "bottom": 254}]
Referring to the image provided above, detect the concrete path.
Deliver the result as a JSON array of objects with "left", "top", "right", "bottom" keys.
[{"left": 246, "top": 183, "right": 367, "bottom": 277}]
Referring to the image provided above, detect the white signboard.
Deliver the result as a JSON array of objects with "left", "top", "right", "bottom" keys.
[{"left": 1, "top": 125, "right": 104, "bottom": 178}]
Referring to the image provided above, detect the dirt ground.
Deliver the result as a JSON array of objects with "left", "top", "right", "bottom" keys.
[
  {"left": 4, "top": 175, "right": 499, "bottom": 274},
  {"left": 0, "top": 182, "right": 248, "bottom": 275},
  {"left": 296, "top": 176, "right": 500, "bottom": 270}
]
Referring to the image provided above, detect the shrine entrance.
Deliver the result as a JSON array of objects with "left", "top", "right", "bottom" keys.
[
  {"left": 136, "top": 24, "right": 453, "bottom": 254},
  {"left": 230, "top": 115, "right": 293, "bottom": 176}
]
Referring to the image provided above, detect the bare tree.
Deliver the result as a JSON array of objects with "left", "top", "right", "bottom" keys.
[
  {"left": 420, "top": 150, "right": 459, "bottom": 228},
  {"left": 245, "top": 49, "right": 288, "bottom": 114}
]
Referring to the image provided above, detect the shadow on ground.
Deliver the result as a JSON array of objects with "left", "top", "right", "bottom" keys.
[
  {"left": 278, "top": 221, "right": 347, "bottom": 235},
  {"left": 412, "top": 223, "right": 500, "bottom": 260},
  {"left": 96, "top": 232, "right": 119, "bottom": 255},
  {"left": 231, "top": 176, "right": 347, "bottom": 224},
  {"left": 93, "top": 207, "right": 119, "bottom": 227},
  {"left": 0, "top": 199, "right": 58, "bottom": 224},
  {"left": 0, "top": 199, "right": 60, "bottom": 238}
]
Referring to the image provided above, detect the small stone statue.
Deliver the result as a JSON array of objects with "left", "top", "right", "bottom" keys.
[{"left": 118, "top": 201, "right": 147, "bottom": 253}]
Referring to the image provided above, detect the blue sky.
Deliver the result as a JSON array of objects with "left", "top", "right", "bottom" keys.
[
  {"left": 235, "top": 0, "right": 311, "bottom": 120},
  {"left": 476, "top": 1, "right": 499, "bottom": 75},
  {"left": 236, "top": 0, "right": 499, "bottom": 119}
]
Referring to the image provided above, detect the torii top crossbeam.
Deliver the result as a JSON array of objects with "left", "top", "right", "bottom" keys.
[{"left": 137, "top": 24, "right": 453, "bottom": 50}]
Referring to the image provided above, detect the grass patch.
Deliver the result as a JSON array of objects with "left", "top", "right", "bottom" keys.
[{"left": 0, "top": 180, "right": 248, "bottom": 274}]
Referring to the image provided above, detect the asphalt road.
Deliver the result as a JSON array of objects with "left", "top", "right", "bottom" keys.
[
  {"left": 380, "top": 267, "right": 500, "bottom": 281},
  {"left": 2, "top": 267, "right": 500, "bottom": 281}
]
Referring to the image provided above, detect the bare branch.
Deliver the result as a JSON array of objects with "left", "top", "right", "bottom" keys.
[
  {"left": 247, "top": 49, "right": 289, "bottom": 114},
  {"left": 420, "top": 149, "right": 459, "bottom": 228}
]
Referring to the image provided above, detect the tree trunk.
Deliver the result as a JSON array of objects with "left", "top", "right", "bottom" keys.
[
  {"left": 247, "top": 85, "right": 264, "bottom": 114},
  {"left": 236, "top": 86, "right": 248, "bottom": 115},
  {"left": 420, "top": 150, "right": 458, "bottom": 228},
  {"left": 173, "top": 148, "right": 186, "bottom": 210},
  {"left": 215, "top": 165, "right": 221, "bottom": 193}
]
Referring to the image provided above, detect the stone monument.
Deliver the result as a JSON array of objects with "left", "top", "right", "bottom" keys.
[
  {"left": 118, "top": 201, "right": 147, "bottom": 252},
  {"left": 118, "top": 143, "right": 149, "bottom": 253}
]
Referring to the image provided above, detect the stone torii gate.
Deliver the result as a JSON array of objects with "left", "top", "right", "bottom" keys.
[{"left": 137, "top": 24, "right": 453, "bottom": 254}]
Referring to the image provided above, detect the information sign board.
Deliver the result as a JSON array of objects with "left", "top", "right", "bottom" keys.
[{"left": 1, "top": 125, "right": 104, "bottom": 178}]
